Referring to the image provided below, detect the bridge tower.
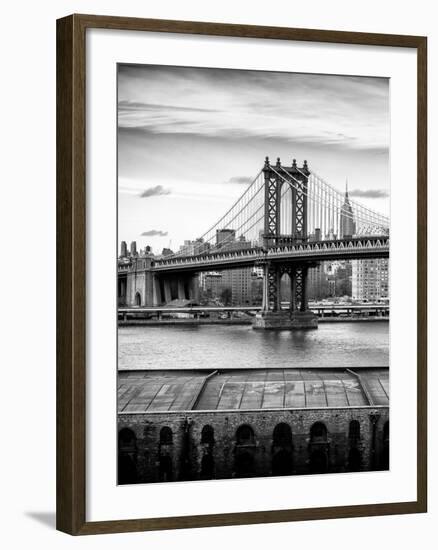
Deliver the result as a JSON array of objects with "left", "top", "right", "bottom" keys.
[{"left": 254, "top": 157, "right": 317, "bottom": 329}]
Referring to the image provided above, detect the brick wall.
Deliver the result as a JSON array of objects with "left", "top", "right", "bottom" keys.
[{"left": 118, "top": 407, "right": 389, "bottom": 484}]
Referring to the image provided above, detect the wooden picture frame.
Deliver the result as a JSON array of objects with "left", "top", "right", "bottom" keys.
[{"left": 56, "top": 13, "right": 427, "bottom": 535}]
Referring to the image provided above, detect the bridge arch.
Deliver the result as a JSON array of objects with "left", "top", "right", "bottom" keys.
[
  {"left": 279, "top": 182, "right": 294, "bottom": 235},
  {"left": 279, "top": 271, "right": 292, "bottom": 309}
]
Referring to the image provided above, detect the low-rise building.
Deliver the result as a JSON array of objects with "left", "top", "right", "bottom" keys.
[{"left": 118, "top": 367, "right": 389, "bottom": 484}]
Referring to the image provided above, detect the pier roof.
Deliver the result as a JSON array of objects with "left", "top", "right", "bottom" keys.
[{"left": 118, "top": 367, "right": 389, "bottom": 413}]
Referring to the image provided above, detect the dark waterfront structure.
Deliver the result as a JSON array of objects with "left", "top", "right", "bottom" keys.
[{"left": 118, "top": 367, "right": 389, "bottom": 484}]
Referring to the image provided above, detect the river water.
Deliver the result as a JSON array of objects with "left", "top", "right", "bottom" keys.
[{"left": 118, "top": 322, "right": 389, "bottom": 371}]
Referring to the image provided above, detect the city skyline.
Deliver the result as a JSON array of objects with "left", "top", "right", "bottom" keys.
[
  {"left": 118, "top": 64, "right": 390, "bottom": 252},
  {"left": 117, "top": 64, "right": 390, "bottom": 485}
]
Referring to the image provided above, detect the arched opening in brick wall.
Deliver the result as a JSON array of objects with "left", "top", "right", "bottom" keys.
[
  {"left": 349, "top": 420, "right": 361, "bottom": 443},
  {"left": 273, "top": 422, "right": 292, "bottom": 447},
  {"left": 347, "top": 447, "right": 362, "bottom": 471},
  {"left": 159, "top": 455, "right": 173, "bottom": 482},
  {"left": 309, "top": 449, "right": 328, "bottom": 474},
  {"left": 134, "top": 291, "right": 141, "bottom": 307},
  {"left": 309, "top": 422, "right": 328, "bottom": 474},
  {"left": 310, "top": 422, "right": 327, "bottom": 442},
  {"left": 160, "top": 426, "right": 173, "bottom": 445},
  {"left": 201, "top": 425, "right": 215, "bottom": 446},
  {"left": 118, "top": 428, "right": 137, "bottom": 485},
  {"left": 272, "top": 449, "right": 293, "bottom": 476},
  {"left": 235, "top": 451, "right": 255, "bottom": 478},
  {"left": 381, "top": 420, "right": 389, "bottom": 469},
  {"left": 236, "top": 424, "right": 255, "bottom": 446},
  {"left": 200, "top": 453, "right": 214, "bottom": 480}
]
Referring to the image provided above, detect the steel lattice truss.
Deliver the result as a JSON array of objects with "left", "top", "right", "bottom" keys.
[
  {"left": 157, "top": 156, "right": 389, "bottom": 314},
  {"left": 267, "top": 264, "right": 279, "bottom": 311},
  {"left": 292, "top": 179, "right": 306, "bottom": 240},
  {"left": 264, "top": 172, "right": 280, "bottom": 241},
  {"left": 292, "top": 265, "right": 305, "bottom": 312}
]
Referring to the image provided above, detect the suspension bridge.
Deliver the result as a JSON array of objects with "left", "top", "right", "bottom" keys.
[{"left": 118, "top": 157, "right": 389, "bottom": 329}]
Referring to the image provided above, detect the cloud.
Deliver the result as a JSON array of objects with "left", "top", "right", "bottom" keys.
[
  {"left": 117, "top": 66, "right": 389, "bottom": 152},
  {"left": 119, "top": 100, "right": 216, "bottom": 114},
  {"left": 226, "top": 176, "right": 253, "bottom": 185},
  {"left": 349, "top": 189, "right": 389, "bottom": 199},
  {"left": 139, "top": 185, "right": 171, "bottom": 198},
  {"left": 140, "top": 230, "right": 168, "bottom": 237}
]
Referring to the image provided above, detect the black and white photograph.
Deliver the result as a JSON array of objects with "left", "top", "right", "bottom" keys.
[
  {"left": 0, "top": 0, "right": 431, "bottom": 543},
  {"left": 116, "top": 64, "right": 390, "bottom": 485}
]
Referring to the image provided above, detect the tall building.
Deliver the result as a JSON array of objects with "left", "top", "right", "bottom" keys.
[
  {"left": 308, "top": 261, "right": 352, "bottom": 301},
  {"left": 338, "top": 182, "right": 389, "bottom": 302},
  {"left": 221, "top": 268, "right": 253, "bottom": 305},
  {"left": 130, "top": 241, "right": 138, "bottom": 257},
  {"left": 210, "top": 232, "right": 256, "bottom": 304},
  {"left": 179, "top": 238, "right": 210, "bottom": 256},
  {"left": 308, "top": 264, "right": 329, "bottom": 300},
  {"left": 120, "top": 241, "right": 128, "bottom": 258},
  {"left": 340, "top": 181, "right": 356, "bottom": 238},
  {"left": 200, "top": 269, "right": 258, "bottom": 306},
  {"left": 216, "top": 229, "right": 236, "bottom": 248},
  {"left": 202, "top": 272, "right": 223, "bottom": 300},
  {"left": 352, "top": 258, "right": 389, "bottom": 301}
]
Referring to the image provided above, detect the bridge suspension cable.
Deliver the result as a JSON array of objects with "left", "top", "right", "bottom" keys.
[
  {"left": 273, "top": 166, "right": 389, "bottom": 239},
  {"left": 168, "top": 169, "right": 266, "bottom": 258},
  {"left": 166, "top": 160, "right": 389, "bottom": 259},
  {"left": 302, "top": 168, "right": 389, "bottom": 233},
  {"left": 193, "top": 168, "right": 310, "bottom": 254}
]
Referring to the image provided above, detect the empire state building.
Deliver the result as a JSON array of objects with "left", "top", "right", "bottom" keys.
[{"left": 340, "top": 180, "right": 356, "bottom": 238}]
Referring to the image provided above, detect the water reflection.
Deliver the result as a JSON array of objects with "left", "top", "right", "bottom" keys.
[{"left": 118, "top": 322, "right": 389, "bottom": 371}]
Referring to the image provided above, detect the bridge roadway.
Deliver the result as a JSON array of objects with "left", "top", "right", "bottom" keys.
[{"left": 152, "top": 236, "right": 389, "bottom": 274}]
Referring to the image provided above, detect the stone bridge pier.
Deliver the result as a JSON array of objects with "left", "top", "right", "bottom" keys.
[
  {"left": 253, "top": 262, "right": 318, "bottom": 329},
  {"left": 117, "top": 255, "right": 199, "bottom": 307}
]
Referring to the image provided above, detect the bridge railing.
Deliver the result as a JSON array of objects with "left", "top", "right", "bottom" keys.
[{"left": 151, "top": 236, "right": 389, "bottom": 270}]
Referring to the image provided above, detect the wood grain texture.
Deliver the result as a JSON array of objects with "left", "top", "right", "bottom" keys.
[
  {"left": 56, "top": 14, "right": 86, "bottom": 534},
  {"left": 56, "top": 13, "right": 427, "bottom": 535},
  {"left": 416, "top": 36, "right": 427, "bottom": 513}
]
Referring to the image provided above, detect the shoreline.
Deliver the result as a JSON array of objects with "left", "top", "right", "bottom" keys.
[{"left": 118, "top": 317, "right": 389, "bottom": 327}]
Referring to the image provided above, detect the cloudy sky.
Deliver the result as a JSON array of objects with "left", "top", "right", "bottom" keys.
[{"left": 118, "top": 64, "right": 389, "bottom": 253}]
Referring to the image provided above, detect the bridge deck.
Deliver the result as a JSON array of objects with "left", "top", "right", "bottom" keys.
[
  {"left": 150, "top": 237, "right": 389, "bottom": 273},
  {"left": 118, "top": 368, "right": 389, "bottom": 412}
]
